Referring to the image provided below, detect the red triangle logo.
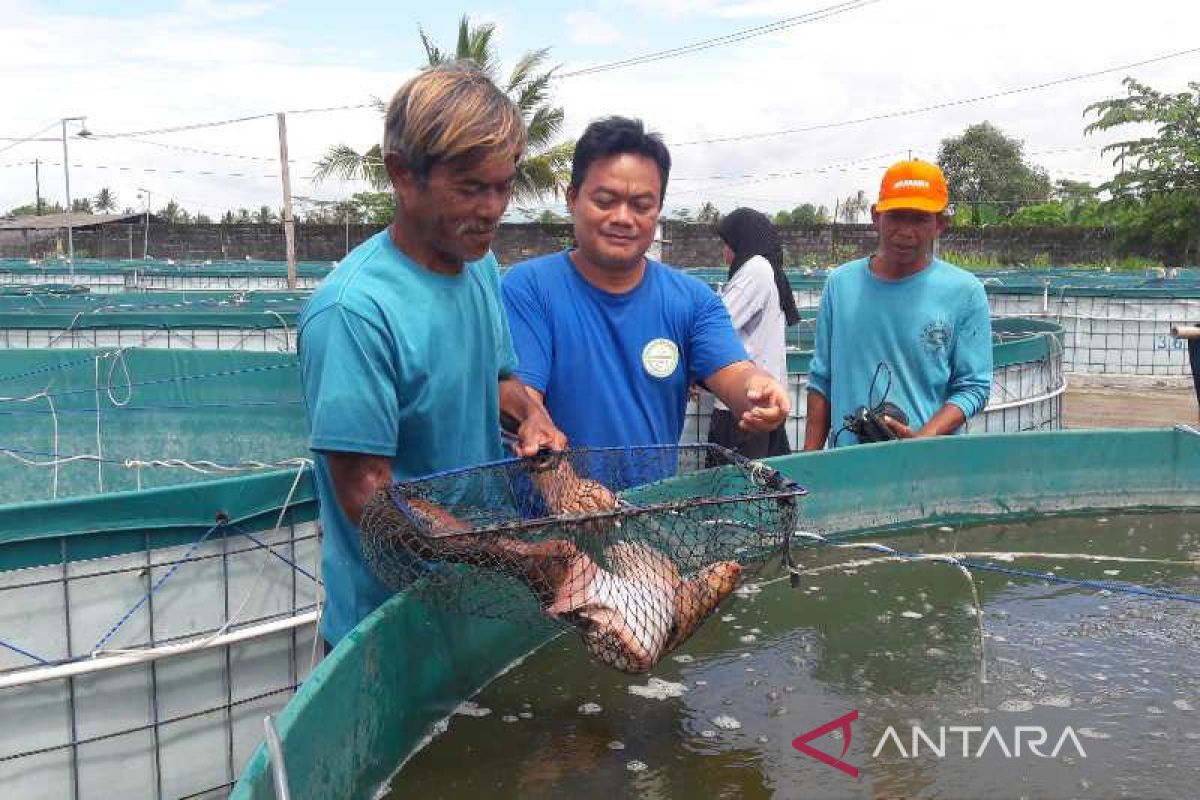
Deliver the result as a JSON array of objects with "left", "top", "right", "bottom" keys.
[{"left": 792, "top": 709, "right": 859, "bottom": 778}]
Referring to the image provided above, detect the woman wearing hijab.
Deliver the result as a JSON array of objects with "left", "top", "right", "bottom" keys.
[{"left": 708, "top": 208, "right": 800, "bottom": 459}]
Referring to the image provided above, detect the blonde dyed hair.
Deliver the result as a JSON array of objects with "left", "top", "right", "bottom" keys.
[{"left": 383, "top": 62, "right": 526, "bottom": 180}]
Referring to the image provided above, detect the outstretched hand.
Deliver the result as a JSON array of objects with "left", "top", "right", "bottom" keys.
[{"left": 739, "top": 372, "right": 791, "bottom": 433}]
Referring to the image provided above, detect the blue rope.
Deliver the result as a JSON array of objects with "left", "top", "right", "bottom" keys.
[
  {"left": 0, "top": 637, "right": 49, "bottom": 665},
  {"left": 91, "top": 522, "right": 224, "bottom": 654},
  {"left": 0, "top": 351, "right": 112, "bottom": 385},
  {"left": 0, "top": 400, "right": 302, "bottom": 417},
  {"left": 230, "top": 524, "right": 322, "bottom": 585},
  {"left": 32, "top": 361, "right": 297, "bottom": 402}
]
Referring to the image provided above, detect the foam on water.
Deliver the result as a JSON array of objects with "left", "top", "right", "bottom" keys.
[{"left": 391, "top": 511, "right": 1200, "bottom": 800}]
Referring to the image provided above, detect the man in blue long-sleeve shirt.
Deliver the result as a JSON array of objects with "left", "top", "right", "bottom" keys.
[{"left": 804, "top": 160, "right": 992, "bottom": 449}]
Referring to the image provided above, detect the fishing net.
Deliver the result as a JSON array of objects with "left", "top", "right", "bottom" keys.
[{"left": 360, "top": 443, "right": 805, "bottom": 673}]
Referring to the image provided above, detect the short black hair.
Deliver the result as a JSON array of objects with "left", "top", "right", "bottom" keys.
[{"left": 569, "top": 116, "right": 671, "bottom": 201}]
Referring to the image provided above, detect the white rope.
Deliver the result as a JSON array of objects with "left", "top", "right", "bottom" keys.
[
  {"left": 0, "top": 387, "right": 61, "bottom": 498},
  {"left": 104, "top": 349, "right": 133, "bottom": 407},
  {"left": 0, "top": 449, "right": 310, "bottom": 477},
  {"left": 121, "top": 456, "right": 311, "bottom": 475}
]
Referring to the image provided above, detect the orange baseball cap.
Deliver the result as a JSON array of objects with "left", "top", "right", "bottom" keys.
[{"left": 875, "top": 160, "right": 949, "bottom": 214}]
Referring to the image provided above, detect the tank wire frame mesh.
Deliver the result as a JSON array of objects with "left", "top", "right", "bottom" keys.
[{"left": 360, "top": 443, "right": 806, "bottom": 673}]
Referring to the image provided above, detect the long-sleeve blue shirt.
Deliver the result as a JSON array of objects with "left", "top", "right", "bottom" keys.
[{"left": 808, "top": 257, "right": 992, "bottom": 447}]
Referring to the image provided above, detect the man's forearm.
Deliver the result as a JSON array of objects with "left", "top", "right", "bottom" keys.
[
  {"left": 327, "top": 452, "right": 392, "bottom": 526},
  {"left": 803, "top": 391, "right": 831, "bottom": 451},
  {"left": 499, "top": 377, "right": 546, "bottom": 427}
]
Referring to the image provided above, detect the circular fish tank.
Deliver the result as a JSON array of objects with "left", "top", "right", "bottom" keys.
[
  {"left": 682, "top": 315, "right": 1065, "bottom": 444},
  {"left": 0, "top": 258, "right": 333, "bottom": 293},
  {"left": 232, "top": 427, "right": 1200, "bottom": 799},
  {"left": 0, "top": 347, "right": 319, "bottom": 799},
  {"left": 0, "top": 289, "right": 305, "bottom": 351}
]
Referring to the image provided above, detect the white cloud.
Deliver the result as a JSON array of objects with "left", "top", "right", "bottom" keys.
[
  {"left": 553, "top": 0, "right": 1200, "bottom": 216},
  {"left": 4, "top": 0, "right": 1198, "bottom": 222},
  {"left": 566, "top": 10, "right": 623, "bottom": 45},
  {"left": 0, "top": 3, "right": 408, "bottom": 214},
  {"left": 181, "top": 0, "right": 275, "bottom": 23}
]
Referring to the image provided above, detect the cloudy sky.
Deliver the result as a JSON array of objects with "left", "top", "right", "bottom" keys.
[{"left": 2, "top": 0, "right": 1197, "bottom": 221}]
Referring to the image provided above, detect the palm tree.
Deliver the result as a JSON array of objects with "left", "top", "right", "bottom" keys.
[
  {"left": 313, "top": 15, "right": 572, "bottom": 203},
  {"left": 94, "top": 187, "right": 117, "bottom": 213}
]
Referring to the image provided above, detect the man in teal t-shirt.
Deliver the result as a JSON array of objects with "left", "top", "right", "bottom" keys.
[
  {"left": 298, "top": 65, "right": 563, "bottom": 648},
  {"left": 804, "top": 160, "right": 992, "bottom": 449}
]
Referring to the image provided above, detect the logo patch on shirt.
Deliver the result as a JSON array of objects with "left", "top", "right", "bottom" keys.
[
  {"left": 642, "top": 338, "right": 680, "bottom": 379},
  {"left": 921, "top": 319, "right": 952, "bottom": 353}
]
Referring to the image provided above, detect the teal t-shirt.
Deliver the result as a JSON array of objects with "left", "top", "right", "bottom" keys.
[
  {"left": 298, "top": 230, "right": 516, "bottom": 644},
  {"left": 808, "top": 257, "right": 992, "bottom": 447}
]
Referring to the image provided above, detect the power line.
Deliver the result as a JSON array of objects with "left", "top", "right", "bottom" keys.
[
  {"left": 123, "top": 137, "right": 290, "bottom": 163},
  {"left": 671, "top": 151, "right": 909, "bottom": 196},
  {"left": 557, "top": 0, "right": 881, "bottom": 79},
  {"left": 19, "top": 161, "right": 280, "bottom": 179},
  {"left": 671, "top": 46, "right": 1200, "bottom": 147},
  {"left": 671, "top": 143, "right": 1116, "bottom": 185},
  {"left": 0, "top": 122, "right": 61, "bottom": 155},
  {"left": 86, "top": 102, "right": 376, "bottom": 140}
]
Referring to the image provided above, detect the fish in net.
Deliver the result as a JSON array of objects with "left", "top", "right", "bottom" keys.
[{"left": 360, "top": 443, "right": 805, "bottom": 673}]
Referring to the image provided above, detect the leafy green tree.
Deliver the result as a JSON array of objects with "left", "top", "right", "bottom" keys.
[
  {"left": 773, "top": 210, "right": 792, "bottom": 225},
  {"left": 70, "top": 198, "right": 93, "bottom": 213},
  {"left": 314, "top": 15, "right": 572, "bottom": 203},
  {"left": 1007, "top": 202, "right": 1069, "bottom": 226},
  {"left": 1085, "top": 78, "right": 1200, "bottom": 262},
  {"left": 790, "top": 203, "right": 822, "bottom": 226},
  {"left": 937, "top": 122, "right": 1051, "bottom": 221},
  {"left": 255, "top": 205, "right": 277, "bottom": 225},
  {"left": 93, "top": 187, "right": 117, "bottom": 213},
  {"left": 195, "top": 213, "right": 213, "bottom": 225}
]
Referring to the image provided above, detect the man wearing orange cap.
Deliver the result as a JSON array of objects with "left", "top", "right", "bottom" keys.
[{"left": 803, "top": 160, "right": 992, "bottom": 448}]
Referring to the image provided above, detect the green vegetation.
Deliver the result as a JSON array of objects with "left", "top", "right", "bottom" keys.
[
  {"left": 938, "top": 121, "right": 1051, "bottom": 224},
  {"left": 774, "top": 203, "right": 830, "bottom": 226},
  {"left": 312, "top": 15, "right": 572, "bottom": 203}
]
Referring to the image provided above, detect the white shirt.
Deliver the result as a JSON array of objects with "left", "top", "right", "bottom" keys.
[{"left": 715, "top": 255, "right": 788, "bottom": 410}]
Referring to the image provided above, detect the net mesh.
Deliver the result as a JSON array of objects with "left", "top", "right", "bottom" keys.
[{"left": 361, "top": 443, "right": 805, "bottom": 673}]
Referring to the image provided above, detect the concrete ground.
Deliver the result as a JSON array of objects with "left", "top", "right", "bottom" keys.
[{"left": 1064, "top": 384, "right": 1198, "bottom": 429}]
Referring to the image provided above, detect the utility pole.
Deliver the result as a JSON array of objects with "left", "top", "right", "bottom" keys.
[
  {"left": 60, "top": 115, "right": 88, "bottom": 272},
  {"left": 138, "top": 187, "right": 151, "bottom": 259},
  {"left": 34, "top": 159, "right": 42, "bottom": 215},
  {"left": 277, "top": 112, "right": 297, "bottom": 289}
]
